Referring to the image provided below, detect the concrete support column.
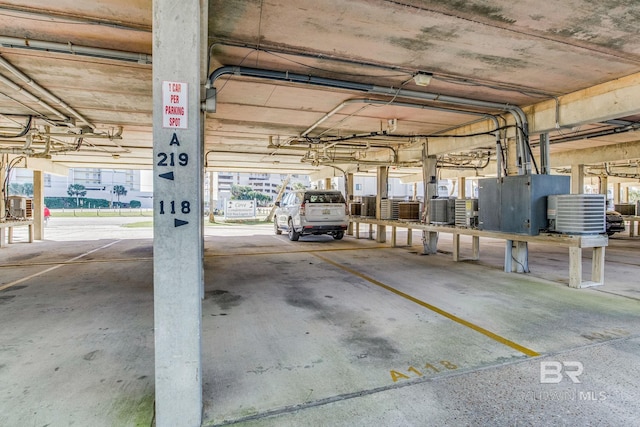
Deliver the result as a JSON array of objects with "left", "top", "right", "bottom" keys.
[
  {"left": 457, "top": 176, "right": 466, "bottom": 198},
  {"left": 376, "top": 166, "right": 388, "bottom": 243},
  {"left": 624, "top": 186, "right": 630, "bottom": 203},
  {"left": 506, "top": 138, "right": 519, "bottom": 176},
  {"left": 599, "top": 175, "right": 608, "bottom": 207},
  {"left": 571, "top": 164, "right": 585, "bottom": 194},
  {"left": 33, "top": 170, "right": 44, "bottom": 240},
  {"left": 422, "top": 154, "right": 438, "bottom": 254},
  {"left": 347, "top": 173, "right": 354, "bottom": 235},
  {"left": 613, "top": 183, "right": 621, "bottom": 205},
  {"left": 0, "top": 154, "right": 6, "bottom": 220},
  {"left": 152, "top": 0, "right": 205, "bottom": 425},
  {"left": 324, "top": 177, "right": 332, "bottom": 190}
]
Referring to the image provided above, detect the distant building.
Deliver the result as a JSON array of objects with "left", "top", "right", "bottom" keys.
[
  {"left": 205, "top": 172, "right": 310, "bottom": 210},
  {"left": 9, "top": 168, "right": 153, "bottom": 208}
]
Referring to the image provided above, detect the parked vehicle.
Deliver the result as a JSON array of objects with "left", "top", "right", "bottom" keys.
[
  {"left": 605, "top": 210, "right": 625, "bottom": 236},
  {"left": 274, "top": 190, "right": 349, "bottom": 241}
]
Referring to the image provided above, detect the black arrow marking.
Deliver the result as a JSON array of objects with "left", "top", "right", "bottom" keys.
[
  {"left": 159, "top": 171, "right": 175, "bottom": 180},
  {"left": 174, "top": 219, "right": 189, "bottom": 227}
]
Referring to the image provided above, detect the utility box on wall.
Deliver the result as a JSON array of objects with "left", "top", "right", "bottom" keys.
[{"left": 479, "top": 175, "right": 570, "bottom": 235}]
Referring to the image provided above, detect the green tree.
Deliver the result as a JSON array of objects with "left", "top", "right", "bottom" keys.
[
  {"left": 112, "top": 185, "right": 128, "bottom": 207},
  {"left": 8, "top": 183, "right": 24, "bottom": 195},
  {"left": 231, "top": 185, "right": 271, "bottom": 206},
  {"left": 130, "top": 200, "right": 141, "bottom": 208},
  {"left": 22, "top": 183, "right": 33, "bottom": 196},
  {"left": 231, "top": 185, "right": 254, "bottom": 200},
  {"left": 67, "top": 184, "right": 87, "bottom": 207}
]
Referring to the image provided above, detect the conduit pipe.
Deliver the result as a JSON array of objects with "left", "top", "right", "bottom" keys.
[
  {"left": 209, "top": 66, "right": 518, "bottom": 172},
  {"left": 209, "top": 66, "right": 527, "bottom": 140},
  {"left": 0, "top": 36, "right": 152, "bottom": 64},
  {"left": 0, "top": 55, "right": 95, "bottom": 128},
  {"left": 301, "top": 98, "right": 499, "bottom": 139},
  {"left": 0, "top": 74, "right": 67, "bottom": 120}
]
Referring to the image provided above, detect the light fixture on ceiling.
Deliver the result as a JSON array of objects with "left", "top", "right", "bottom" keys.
[{"left": 413, "top": 72, "right": 433, "bottom": 87}]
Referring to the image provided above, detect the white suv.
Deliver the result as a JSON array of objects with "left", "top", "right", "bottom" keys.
[{"left": 274, "top": 190, "right": 349, "bottom": 241}]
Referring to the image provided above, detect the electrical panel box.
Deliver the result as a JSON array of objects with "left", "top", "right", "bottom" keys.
[{"left": 479, "top": 175, "right": 570, "bottom": 235}]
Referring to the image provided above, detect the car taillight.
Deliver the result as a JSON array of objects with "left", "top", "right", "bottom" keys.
[{"left": 300, "top": 203, "right": 306, "bottom": 216}]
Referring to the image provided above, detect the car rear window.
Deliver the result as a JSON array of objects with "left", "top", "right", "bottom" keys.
[{"left": 304, "top": 192, "right": 346, "bottom": 204}]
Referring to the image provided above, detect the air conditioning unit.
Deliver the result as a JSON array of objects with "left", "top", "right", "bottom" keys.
[
  {"left": 547, "top": 194, "right": 605, "bottom": 234},
  {"left": 455, "top": 199, "right": 478, "bottom": 228},
  {"left": 398, "top": 202, "right": 421, "bottom": 221},
  {"left": 380, "top": 199, "right": 404, "bottom": 220},
  {"left": 429, "top": 198, "right": 455, "bottom": 224},
  {"left": 361, "top": 196, "right": 376, "bottom": 218},
  {"left": 8, "top": 196, "right": 28, "bottom": 219}
]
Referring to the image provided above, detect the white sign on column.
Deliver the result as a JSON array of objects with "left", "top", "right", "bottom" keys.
[{"left": 162, "top": 81, "right": 188, "bottom": 129}]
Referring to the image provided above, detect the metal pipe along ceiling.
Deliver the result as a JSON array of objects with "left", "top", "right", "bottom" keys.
[
  {"left": 0, "top": 56, "right": 95, "bottom": 128},
  {"left": 301, "top": 98, "right": 499, "bottom": 138},
  {"left": 0, "top": 36, "right": 152, "bottom": 64},
  {"left": 208, "top": 66, "right": 524, "bottom": 173},
  {"left": 208, "top": 66, "right": 527, "bottom": 134}
]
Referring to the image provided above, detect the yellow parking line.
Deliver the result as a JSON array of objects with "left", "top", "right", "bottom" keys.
[
  {"left": 204, "top": 245, "right": 388, "bottom": 258},
  {"left": 313, "top": 253, "right": 540, "bottom": 358}
]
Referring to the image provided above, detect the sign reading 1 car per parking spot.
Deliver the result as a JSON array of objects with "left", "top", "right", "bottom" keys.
[{"left": 163, "top": 81, "right": 188, "bottom": 129}]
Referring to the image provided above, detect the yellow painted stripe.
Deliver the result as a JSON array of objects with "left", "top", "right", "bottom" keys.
[
  {"left": 0, "top": 257, "right": 152, "bottom": 269},
  {"left": 313, "top": 253, "right": 540, "bottom": 357},
  {"left": 0, "top": 240, "right": 121, "bottom": 292},
  {"left": 204, "top": 245, "right": 388, "bottom": 258}
]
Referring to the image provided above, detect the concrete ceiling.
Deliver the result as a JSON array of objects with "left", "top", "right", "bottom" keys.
[{"left": 1, "top": 0, "right": 640, "bottom": 181}]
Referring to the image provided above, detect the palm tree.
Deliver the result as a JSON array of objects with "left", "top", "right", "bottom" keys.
[
  {"left": 67, "top": 184, "right": 87, "bottom": 207},
  {"left": 112, "top": 185, "right": 127, "bottom": 207}
]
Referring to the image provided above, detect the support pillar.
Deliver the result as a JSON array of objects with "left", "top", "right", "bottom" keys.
[
  {"left": 0, "top": 154, "right": 6, "bottom": 221},
  {"left": 613, "top": 183, "right": 621, "bottom": 205},
  {"left": 347, "top": 172, "right": 354, "bottom": 235},
  {"left": 457, "top": 176, "right": 466, "bottom": 198},
  {"left": 324, "top": 177, "right": 332, "bottom": 190},
  {"left": 599, "top": 175, "right": 609, "bottom": 207},
  {"left": 152, "top": 0, "right": 205, "bottom": 425},
  {"left": 571, "top": 164, "right": 584, "bottom": 194},
  {"left": 33, "top": 170, "right": 44, "bottom": 240},
  {"left": 376, "top": 166, "right": 388, "bottom": 243},
  {"left": 422, "top": 153, "right": 438, "bottom": 254},
  {"left": 505, "top": 240, "right": 529, "bottom": 273}
]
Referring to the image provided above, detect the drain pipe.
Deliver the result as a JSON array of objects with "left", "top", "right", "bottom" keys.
[
  {"left": 0, "top": 55, "right": 95, "bottom": 128},
  {"left": 209, "top": 66, "right": 527, "bottom": 169}
]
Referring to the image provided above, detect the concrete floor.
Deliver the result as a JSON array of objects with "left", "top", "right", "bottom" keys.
[{"left": 1, "top": 218, "right": 639, "bottom": 426}]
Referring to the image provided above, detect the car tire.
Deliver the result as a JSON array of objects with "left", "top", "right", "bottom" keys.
[
  {"left": 274, "top": 219, "right": 282, "bottom": 235},
  {"left": 288, "top": 219, "right": 300, "bottom": 241},
  {"left": 333, "top": 231, "right": 344, "bottom": 240}
]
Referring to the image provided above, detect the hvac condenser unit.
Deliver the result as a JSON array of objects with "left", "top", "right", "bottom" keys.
[
  {"left": 380, "top": 199, "right": 404, "bottom": 220},
  {"left": 455, "top": 199, "right": 478, "bottom": 228},
  {"left": 8, "top": 196, "right": 29, "bottom": 219},
  {"left": 361, "top": 196, "right": 376, "bottom": 218},
  {"left": 429, "top": 198, "right": 455, "bottom": 224},
  {"left": 398, "top": 202, "right": 421, "bottom": 221},
  {"left": 547, "top": 194, "right": 605, "bottom": 235}
]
